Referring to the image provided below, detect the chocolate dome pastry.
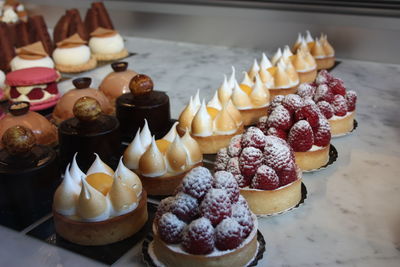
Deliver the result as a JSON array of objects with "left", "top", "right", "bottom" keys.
[
  {"left": 58, "top": 96, "right": 120, "bottom": 171},
  {"left": 0, "top": 125, "right": 60, "bottom": 230},
  {"left": 116, "top": 74, "right": 171, "bottom": 142}
]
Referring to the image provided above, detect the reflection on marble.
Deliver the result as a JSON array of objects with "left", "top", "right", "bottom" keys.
[{"left": 2, "top": 36, "right": 400, "bottom": 266}]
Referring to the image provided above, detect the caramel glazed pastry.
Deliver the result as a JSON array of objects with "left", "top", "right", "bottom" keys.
[
  {"left": 53, "top": 154, "right": 148, "bottom": 246},
  {"left": 178, "top": 89, "right": 244, "bottom": 154},
  {"left": 124, "top": 120, "right": 203, "bottom": 196}
]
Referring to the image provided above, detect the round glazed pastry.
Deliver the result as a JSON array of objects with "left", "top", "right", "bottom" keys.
[
  {"left": 116, "top": 74, "right": 171, "bottom": 141},
  {"left": 124, "top": 120, "right": 203, "bottom": 196},
  {"left": 53, "top": 33, "right": 97, "bottom": 73},
  {"left": 178, "top": 89, "right": 244, "bottom": 154},
  {"left": 150, "top": 167, "right": 259, "bottom": 267},
  {"left": 0, "top": 102, "right": 58, "bottom": 147},
  {"left": 99, "top": 62, "right": 137, "bottom": 104},
  {"left": 53, "top": 154, "right": 147, "bottom": 246},
  {"left": 215, "top": 128, "right": 303, "bottom": 215},
  {"left": 0, "top": 125, "right": 60, "bottom": 230},
  {"left": 52, "top": 77, "right": 113, "bottom": 125},
  {"left": 10, "top": 41, "right": 55, "bottom": 71},
  {"left": 5, "top": 67, "right": 60, "bottom": 111},
  {"left": 58, "top": 96, "right": 120, "bottom": 171},
  {"left": 88, "top": 27, "right": 128, "bottom": 61}
]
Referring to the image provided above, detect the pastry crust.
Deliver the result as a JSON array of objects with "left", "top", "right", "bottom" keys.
[
  {"left": 53, "top": 191, "right": 148, "bottom": 246},
  {"left": 329, "top": 112, "right": 355, "bottom": 136},
  {"left": 294, "top": 144, "right": 330, "bottom": 171},
  {"left": 55, "top": 56, "right": 97, "bottom": 73},
  {"left": 316, "top": 57, "right": 335, "bottom": 70},
  {"left": 136, "top": 163, "right": 202, "bottom": 196},
  {"left": 268, "top": 85, "right": 298, "bottom": 99},
  {"left": 298, "top": 68, "right": 317, "bottom": 84},
  {"left": 240, "top": 177, "right": 302, "bottom": 215},
  {"left": 93, "top": 48, "right": 129, "bottom": 61},
  {"left": 239, "top": 106, "right": 268, "bottom": 126}
]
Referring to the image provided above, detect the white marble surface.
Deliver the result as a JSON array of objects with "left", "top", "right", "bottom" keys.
[{"left": 1, "top": 36, "right": 400, "bottom": 267}]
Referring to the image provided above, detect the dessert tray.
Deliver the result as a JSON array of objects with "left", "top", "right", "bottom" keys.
[{"left": 332, "top": 119, "right": 358, "bottom": 138}]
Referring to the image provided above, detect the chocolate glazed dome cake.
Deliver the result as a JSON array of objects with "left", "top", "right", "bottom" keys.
[
  {"left": 58, "top": 96, "right": 120, "bottom": 172},
  {"left": 0, "top": 125, "right": 60, "bottom": 230},
  {"left": 116, "top": 74, "right": 171, "bottom": 142}
]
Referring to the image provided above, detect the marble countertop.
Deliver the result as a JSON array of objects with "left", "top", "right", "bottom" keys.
[{"left": 1, "top": 36, "right": 400, "bottom": 267}]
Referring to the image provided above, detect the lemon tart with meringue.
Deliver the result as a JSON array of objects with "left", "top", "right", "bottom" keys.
[{"left": 53, "top": 154, "right": 147, "bottom": 246}]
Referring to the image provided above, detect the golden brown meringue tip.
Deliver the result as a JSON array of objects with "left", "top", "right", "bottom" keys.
[
  {"left": 311, "top": 39, "right": 326, "bottom": 58},
  {"left": 140, "top": 119, "right": 152, "bottom": 148},
  {"left": 260, "top": 53, "right": 272, "bottom": 70},
  {"left": 181, "top": 130, "right": 202, "bottom": 164},
  {"left": 250, "top": 74, "right": 269, "bottom": 107},
  {"left": 232, "top": 80, "right": 252, "bottom": 110},
  {"left": 77, "top": 178, "right": 109, "bottom": 221},
  {"left": 293, "top": 33, "right": 303, "bottom": 52},
  {"left": 213, "top": 104, "right": 237, "bottom": 135},
  {"left": 272, "top": 48, "right": 283, "bottom": 66},
  {"left": 86, "top": 153, "right": 114, "bottom": 176},
  {"left": 162, "top": 121, "right": 179, "bottom": 142},
  {"left": 207, "top": 91, "right": 222, "bottom": 111},
  {"left": 241, "top": 71, "right": 254, "bottom": 88},
  {"left": 248, "top": 59, "right": 260, "bottom": 80},
  {"left": 228, "top": 66, "right": 236, "bottom": 89},
  {"left": 70, "top": 153, "right": 84, "bottom": 184},
  {"left": 109, "top": 174, "right": 138, "bottom": 215},
  {"left": 166, "top": 135, "right": 187, "bottom": 173},
  {"left": 191, "top": 99, "right": 213, "bottom": 137},
  {"left": 115, "top": 157, "right": 142, "bottom": 196},
  {"left": 124, "top": 128, "right": 146, "bottom": 170},
  {"left": 218, "top": 74, "right": 232, "bottom": 105},
  {"left": 139, "top": 137, "right": 167, "bottom": 177},
  {"left": 226, "top": 99, "right": 243, "bottom": 126}
]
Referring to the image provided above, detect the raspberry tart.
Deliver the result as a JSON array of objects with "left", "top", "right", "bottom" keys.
[
  {"left": 53, "top": 153, "right": 147, "bottom": 246},
  {"left": 149, "top": 166, "right": 259, "bottom": 267},
  {"left": 124, "top": 120, "right": 203, "bottom": 196},
  {"left": 215, "top": 127, "right": 302, "bottom": 215},
  {"left": 297, "top": 70, "right": 357, "bottom": 136},
  {"left": 257, "top": 94, "right": 332, "bottom": 171}
]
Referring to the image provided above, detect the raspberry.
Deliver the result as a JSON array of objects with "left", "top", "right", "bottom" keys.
[
  {"left": 182, "top": 167, "right": 213, "bottom": 200},
  {"left": 282, "top": 94, "right": 304, "bottom": 114},
  {"left": 215, "top": 148, "right": 230, "bottom": 171},
  {"left": 182, "top": 217, "right": 215, "bottom": 255},
  {"left": 215, "top": 218, "right": 244, "bottom": 250},
  {"left": 329, "top": 78, "right": 346, "bottom": 96},
  {"left": 266, "top": 127, "right": 287, "bottom": 140},
  {"left": 44, "top": 82, "right": 59, "bottom": 95},
  {"left": 295, "top": 105, "right": 320, "bottom": 128},
  {"left": 276, "top": 162, "right": 298, "bottom": 186},
  {"left": 267, "top": 105, "right": 293, "bottom": 130},
  {"left": 158, "top": 212, "right": 186, "bottom": 244},
  {"left": 170, "top": 192, "right": 199, "bottom": 222},
  {"left": 331, "top": 94, "right": 348, "bottom": 116},
  {"left": 288, "top": 120, "right": 314, "bottom": 152},
  {"left": 155, "top": 196, "right": 175, "bottom": 223},
  {"left": 313, "top": 117, "right": 331, "bottom": 146},
  {"left": 251, "top": 165, "right": 280, "bottom": 190},
  {"left": 200, "top": 188, "right": 232, "bottom": 226},
  {"left": 27, "top": 87, "right": 44, "bottom": 100},
  {"left": 241, "top": 127, "right": 266, "bottom": 150},
  {"left": 317, "top": 101, "right": 334, "bottom": 119},
  {"left": 226, "top": 157, "right": 250, "bottom": 187},
  {"left": 315, "top": 70, "right": 333, "bottom": 85},
  {"left": 239, "top": 147, "right": 264, "bottom": 180},
  {"left": 231, "top": 203, "right": 253, "bottom": 237},
  {"left": 236, "top": 195, "right": 249, "bottom": 209},
  {"left": 10, "top": 87, "right": 21, "bottom": 98},
  {"left": 314, "top": 84, "right": 334, "bottom": 103},
  {"left": 214, "top": 171, "right": 240, "bottom": 203},
  {"left": 345, "top": 90, "right": 357, "bottom": 112},
  {"left": 270, "top": 95, "right": 285, "bottom": 109},
  {"left": 297, "top": 83, "right": 316, "bottom": 98},
  {"left": 227, "top": 134, "right": 242, "bottom": 157},
  {"left": 256, "top": 116, "right": 269, "bottom": 135}
]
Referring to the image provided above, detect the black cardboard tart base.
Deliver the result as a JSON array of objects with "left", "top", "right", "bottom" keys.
[
  {"left": 302, "top": 144, "right": 338, "bottom": 173},
  {"left": 142, "top": 230, "right": 266, "bottom": 267},
  {"left": 332, "top": 119, "right": 358, "bottom": 138}
]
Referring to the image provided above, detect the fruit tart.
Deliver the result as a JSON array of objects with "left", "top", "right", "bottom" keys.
[
  {"left": 53, "top": 153, "right": 147, "bottom": 246},
  {"left": 215, "top": 127, "right": 302, "bottom": 215},
  {"left": 297, "top": 70, "right": 357, "bottom": 136},
  {"left": 149, "top": 166, "right": 259, "bottom": 267},
  {"left": 257, "top": 94, "right": 332, "bottom": 171},
  {"left": 124, "top": 120, "right": 203, "bottom": 196}
]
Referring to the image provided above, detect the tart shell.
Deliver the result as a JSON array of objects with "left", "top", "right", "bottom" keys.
[
  {"left": 316, "top": 57, "right": 335, "bottom": 70},
  {"left": 239, "top": 106, "right": 269, "bottom": 126},
  {"left": 329, "top": 112, "right": 355, "bottom": 136},
  {"left": 298, "top": 68, "right": 317, "bottom": 84},
  {"left": 268, "top": 85, "right": 298, "bottom": 98},
  {"left": 294, "top": 144, "right": 330, "bottom": 171},
  {"left": 55, "top": 56, "right": 97, "bottom": 73},
  {"left": 93, "top": 48, "right": 129, "bottom": 61}
]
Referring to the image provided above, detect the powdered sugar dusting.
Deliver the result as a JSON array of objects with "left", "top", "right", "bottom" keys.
[
  {"left": 227, "top": 134, "right": 242, "bottom": 157},
  {"left": 215, "top": 148, "right": 230, "bottom": 171},
  {"left": 182, "top": 167, "right": 213, "bottom": 199}
]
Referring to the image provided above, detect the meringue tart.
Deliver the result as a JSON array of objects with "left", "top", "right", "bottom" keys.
[
  {"left": 53, "top": 154, "right": 147, "bottom": 246},
  {"left": 311, "top": 34, "right": 335, "bottom": 70},
  {"left": 124, "top": 121, "right": 203, "bottom": 196}
]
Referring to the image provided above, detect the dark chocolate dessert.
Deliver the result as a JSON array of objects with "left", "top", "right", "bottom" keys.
[
  {"left": 0, "top": 125, "right": 60, "bottom": 231},
  {"left": 116, "top": 74, "right": 171, "bottom": 142},
  {"left": 59, "top": 96, "right": 120, "bottom": 171}
]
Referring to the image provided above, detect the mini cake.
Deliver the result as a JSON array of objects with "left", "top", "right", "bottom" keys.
[
  {"left": 297, "top": 70, "right": 357, "bottom": 136},
  {"left": 5, "top": 67, "right": 60, "bottom": 111},
  {"left": 99, "top": 61, "right": 137, "bottom": 104},
  {"left": 0, "top": 125, "right": 60, "bottom": 230},
  {"left": 215, "top": 127, "right": 302, "bottom": 215},
  {"left": 58, "top": 96, "right": 120, "bottom": 171},
  {"left": 88, "top": 27, "right": 128, "bottom": 61},
  {"left": 116, "top": 74, "right": 171, "bottom": 141},
  {"left": 178, "top": 89, "right": 244, "bottom": 154},
  {"left": 150, "top": 166, "right": 258, "bottom": 267},
  {"left": 0, "top": 102, "right": 58, "bottom": 147},
  {"left": 217, "top": 66, "right": 270, "bottom": 126},
  {"left": 52, "top": 77, "right": 113, "bottom": 124},
  {"left": 257, "top": 94, "right": 331, "bottom": 171},
  {"left": 10, "top": 41, "right": 55, "bottom": 71},
  {"left": 124, "top": 120, "right": 203, "bottom": 196},
  {"left": 53, "top": 33, "right": 96, "bottom": 73},
  {"left": 53, "top": 153, "right": 147, "bottom": 246}
]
